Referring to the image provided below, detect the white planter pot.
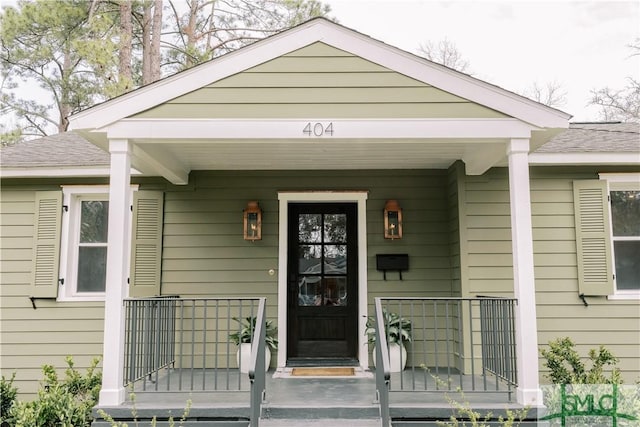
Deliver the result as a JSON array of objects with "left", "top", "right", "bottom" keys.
[
  {"left": 373, "top": 343, "right": 407, "bottom": 372},
  {"left": 236, "top": 343, "right": 271, "bottom": 373}
]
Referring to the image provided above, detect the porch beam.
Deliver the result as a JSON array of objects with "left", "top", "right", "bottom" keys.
[
  {"left": 105, "top": 118, "right": 535, "bottom": 140},
  {"left": 131, "top": 143, "right": 189, "bottom": 185},
  {"left": 507, "top": 138, "right": 542, "bottom": 406},
  {"left": 462, "top": 142, "right": 506, "bottom": 175},
  {"left": 99, "top": 139, "right": 132, "bottom": 406}
]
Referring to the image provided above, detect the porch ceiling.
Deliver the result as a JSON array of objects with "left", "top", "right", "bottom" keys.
[
  {"left": 132, "top": 138, "right": 507, "bottom": 172},
  {"left": 80, "top": 117, "right": 557, "bottom": 184}
]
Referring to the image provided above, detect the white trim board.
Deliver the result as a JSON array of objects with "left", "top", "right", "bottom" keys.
[
  {"left": 70, "top": 19, "right": 569, "bottom": 132},
  {"left": 276, "top": 191, "right": 369, "bottom": 370},
  {"left": 530, "top": 152, "right": 640, "bottom": 165},
  {"left": 106, "top": 118, "right": 537, "bottom": 140},
  {"left": 0, "top": 167, "right": 142, "bottom": 178}
]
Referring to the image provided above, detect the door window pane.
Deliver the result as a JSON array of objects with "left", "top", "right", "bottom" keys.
[
  {"left": 298, "top": 276, "right": 321, "bottom": 306},
  {"left": 614, "top": 241, "right": 640, "bottom": 290},
  {"left": 324, "top": 213, "right": 346, "bottom": 242},
  {"left": 324, "top": 277, "right": 347, "bottom": 306},
  {"left": 299, "top": 214, "right": 321, "bottom": 242},
  {"left": 299, "top": 245, "right": 321, "bottom": 274},
  {"left": 324, "top": 245, "right": 346, "bottom": 274},
  {"left": 77, "top": 246, "right": 107, "bottom": 292}
]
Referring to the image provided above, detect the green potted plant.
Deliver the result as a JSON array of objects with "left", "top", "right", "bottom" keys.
[
  {"left": 365, "top": 309, "right": 412, "bottom": 372},
  {"left": 229, "top": 316, "right": 278, "bottom": 373}
]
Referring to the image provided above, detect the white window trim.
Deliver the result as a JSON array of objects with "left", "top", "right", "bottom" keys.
[
  {"left": 58, "top": 185, "right": 138, "bottom": 302},
  {"left": 600, "top": 173, "right": 640, "bottom": 299}
]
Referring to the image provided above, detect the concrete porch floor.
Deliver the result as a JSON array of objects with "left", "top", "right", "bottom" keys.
[{"left": 93, "top": 368, "right": 536, "bottom": 426}]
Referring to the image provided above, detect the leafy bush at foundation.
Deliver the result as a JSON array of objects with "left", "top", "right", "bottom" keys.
[
  {"left": 9, "top": 356, "right": 101, "bottom": 427},
  {"left": 539, "top": 338, "right": 640, "bottom": 427},
  {"left": 1, "top": 373, "right": 18, "bottom": 426},
  {"left": 540, "top": 337, "right": 621, "bottom": 384}
]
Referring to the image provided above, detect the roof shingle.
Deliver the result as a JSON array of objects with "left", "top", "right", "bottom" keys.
[
  {"left": 535, "top": 122, "right": 639, "bottom": 153},
  {"left": 0, "top": 132, "right": 109, "bottom": 168}
]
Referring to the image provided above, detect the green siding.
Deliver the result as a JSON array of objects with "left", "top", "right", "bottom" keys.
[
  {"left": 3, "top": 165, "right": 638, "bottom": 395},
  {"left": 0, "top": 187, "right": 104, "bottom": 398},
  {"left": 134, "top": 42, "right": 505, "bottom": 120},
  {"left": 161, "top": 170, "right": 454, "bottom": 304},
  {"left": 457, "top": 166, "right": 640, "bottom": 383}
]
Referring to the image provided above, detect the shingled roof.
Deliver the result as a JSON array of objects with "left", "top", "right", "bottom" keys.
[
  {"left": 536, "top": 122, "right": 640, "bottom": 153},
  {"left": 1, "top": 122, "right": 638, "bottom": 172},
  {"left": 1, "top": 132, "right": 109, "bottom": 167}
]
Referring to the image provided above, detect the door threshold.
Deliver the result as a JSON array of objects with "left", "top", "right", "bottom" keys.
[
  {"left": 286, "top": 358, "right": 359, "bottom": 367},
  {"left": 273, "top": 366, "right": 373, "bottom": 379}
]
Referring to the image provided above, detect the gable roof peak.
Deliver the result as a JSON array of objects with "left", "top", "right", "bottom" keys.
[{"left": 69, "top": 17, "right": 570, "bottom": 132}]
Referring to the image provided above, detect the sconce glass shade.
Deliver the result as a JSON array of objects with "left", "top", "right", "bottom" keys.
[
  {"left": 384, "top": 199, "right": 403, "bottom": 239},
  {"left": 243, "top": 201, "right": 262, "bottom": 241}
]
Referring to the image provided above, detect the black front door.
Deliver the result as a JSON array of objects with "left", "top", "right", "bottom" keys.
[{"left": 287, "top": 203, "right": 358, "bottom": 363}]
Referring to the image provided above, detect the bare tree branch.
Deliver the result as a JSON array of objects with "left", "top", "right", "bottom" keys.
[
  {"left": 522, "top": 80, "right": 568, "bottom": 109},
  {"left": 417, "top": 38, "right": 471, "bottom": 74}
]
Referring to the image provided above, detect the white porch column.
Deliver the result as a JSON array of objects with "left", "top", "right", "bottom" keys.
[
  {"left": 99, "top": 139, "right": 132, "bottom": 406},
  {"left": 507, "top": 138, "right": 542, "bottom": 406}
]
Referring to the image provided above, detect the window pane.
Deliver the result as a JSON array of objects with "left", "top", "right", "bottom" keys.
[
  {"left": 298, "top": 214, "right": 321, "bottom": 243},
  {"left": 611, "top": 191, "right": 640, "bottom": 237},
  {"left": 77, "top": 246, "right": 107, "bottom": 292},
  {"left": 80, "top": 201, "right": 109, "bottom": 243},
  {"left": 324, "top": 277, "right": 347, "bottom": 306},
  {"left": 324, "top": 214, "right": 346, "bottom": 242},
  {"left": 324, "top": 245, "right": 347, "bottom": 274},
  {"left": 298, "top": 276, "right": 321, "bottom": 306},
  {"left": 614, "top": 241, "right": 640, "bottom": 290},
  {"left": 299, "top": 245, "right": 321, "bottom": 274}
]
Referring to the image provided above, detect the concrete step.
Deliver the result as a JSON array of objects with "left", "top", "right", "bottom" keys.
[
  {"left": 262, "top": 405, "right": 380, "bottom": 420},
  {"left": 259, "top": 418, "right": 382, "bottom": 426}
]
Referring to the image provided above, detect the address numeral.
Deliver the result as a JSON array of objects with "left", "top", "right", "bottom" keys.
[{"left": 303, "top": 122, "right": 334, "bottom": 137}]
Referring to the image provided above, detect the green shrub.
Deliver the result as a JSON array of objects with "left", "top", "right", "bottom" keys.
[
  {"left": 1, "top": 373, "right": 18, "bottom": 426},
  {"left": 437, "top": 393, "right": 529, "bottom": 427},
  {"left": 540, "top": 337, "right": 621, "bottom": 384},
  {"left": 10, "top": 356, "right": 101, "bottom": 427},
  {"left": 98, "top": 393, "right": 192, "bottom": 427},
  {"left": 423, "top": 367, "right": 529, "bottom": 427}
]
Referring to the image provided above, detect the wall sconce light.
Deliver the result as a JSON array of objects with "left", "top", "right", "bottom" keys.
[
  {"left": 384, "top": 199, "right": 403, "bottom": 240},
  {"left": 243, "top": 201, "right": 262, "bottom": 241}
]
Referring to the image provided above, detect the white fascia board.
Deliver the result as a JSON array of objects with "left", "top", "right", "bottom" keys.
[
  {"left": 107, "top": 118, "right": 535, "bottom": 140},
  {"left": 0, "top": 167, "right": 142, "bottom": 178},
  {"left": 529, "top": 152, "right": 640, "bottom": 165},
  {"left": 69, "top": 19, "right": 570, "bottom": 131}
]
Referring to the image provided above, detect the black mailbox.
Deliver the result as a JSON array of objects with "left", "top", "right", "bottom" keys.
[{"left": 376, "top": 254, "right": 409, "bottom": 280}]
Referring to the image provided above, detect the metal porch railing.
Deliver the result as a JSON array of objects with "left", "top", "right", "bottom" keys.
[
  {"left": 373, "top": 297, "right": 518, "bottom": 426},
  {"left": 123, "top": 296, "right": 269, "bottom": 426},
  {"left": 124, "top": 295, "right": 179, "bottom": 386}
]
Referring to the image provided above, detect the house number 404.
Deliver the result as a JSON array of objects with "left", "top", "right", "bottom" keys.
[{"left": 303, "top": 122, "right": 334, "bottom": 137}]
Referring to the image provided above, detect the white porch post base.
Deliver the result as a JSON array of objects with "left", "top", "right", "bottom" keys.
[
  {"left": 99, "top": 139, "right": 132, "bottom": 406},
  {"left": 507, "top": 139, "right": 542, "bottom": 407},
  {"left": 517, "top": 387, "right": 543, "bottom": 406},
  {"left": 98, "top": 387, "right": 127, "bottom": 407}
]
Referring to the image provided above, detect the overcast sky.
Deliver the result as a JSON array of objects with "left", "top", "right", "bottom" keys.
[
  {"left": 324, "top": 0, "right": 640, "bottom": 122},
  {"left": 2, "top": 0, "right": 638, "bottom": 128}
]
